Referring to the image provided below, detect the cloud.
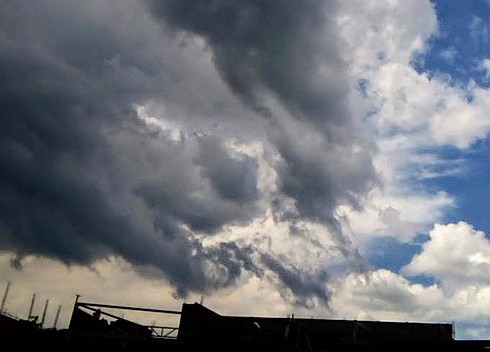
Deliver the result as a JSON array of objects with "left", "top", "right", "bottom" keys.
[
  {"left": 479, "top": 58, "right": 490, "bottom": 80},
  {"left": 329, "top": 0, "right": 459, "bottom": 246},
  {"left": 403, "top": 222, "right": 490, "bottom": 289},
  {"left": 332, "top": 0, "right": 490, "bottom": 252},
  {"left": 328, "top": 223, "right": 490, "bottom": 339},
  {"left": 0, "top": 0, "right": 380, "bottom": 303},
  {"left": 193, "top": 137, "right": 260, "bottom": 203},
  {"left": 360, "top": 62, "right": 490, "bottom": 148},
  {"left": 0, "top": 0, "right": 267, "bottom": 296},
  {"left": 260, "top": 253, "right": 330, "bottom": 308},
  {"left": 338, "top": 1, "right": 490, "bottom": 149},
  {"left": 335, "top": 0, "right": 437, "bottom": 72},
  {"left": 338, "top": 189, "right": 454, "bottom": 244},
  {"left": 0, "top": 252, "right": 310, "bottom": 329},
  {"left": 3, "top": 0, "right": 490, "bottom": 320},
  {"left": 330, "top": 269, "right": 444, "bottom": 322},
  {"left": 6, "top": 248, "right": 490, "bottom": 339},
  {"left": 146, "top": 0, "right": 349, "bottom": 125},
  {"left": 439, "top": 47, "right": 458, "bottom": 63},
  {"left": 146, "top": 0, "right": 380, "bottom": 273}
]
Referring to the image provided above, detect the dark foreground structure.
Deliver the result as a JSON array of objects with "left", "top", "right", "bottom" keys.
[{"left": 2, "top": 300, "right": 490, "bottom": 351}]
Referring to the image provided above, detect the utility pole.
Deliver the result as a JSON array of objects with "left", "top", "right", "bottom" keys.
[
  {"left": 41, "top": 299, "right": 49, "bottom": 328},
  {"left": 28, "top": 293, "right": 36, "bottom": 320},
  {"left": 1, "top": 281, "right": 11, "bottom": 312},
  {"left": 53, "top": 305, "right": 62, "bottom": 329},
  {"left": 68, "top": 294, "right": 80, "bottom": 330}
]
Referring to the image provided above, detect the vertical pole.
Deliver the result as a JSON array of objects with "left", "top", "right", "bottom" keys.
[
  {"left": 28, "top": 293, "right": 36, "bottom": 319},
  {"left": 68, "top": 294, "right": 80, "bottom": 330},
  {"left": 41, "top": 299, "right": 49, "bottom": 328},
  {"left": 74, "top": 294, "right": 80, "bottom": 308},
  {"left": 53, "top": 305, "right": 62, "bottom": 329},
  {"left": 0, "top": 281, "right": 11, "bottom": 312}
]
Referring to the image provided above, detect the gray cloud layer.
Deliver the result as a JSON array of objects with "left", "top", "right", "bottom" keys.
[
  {"left": 147, "top": 0, "right": 376, "bottom": 225},
  {"left": 0, "top": 0, "right": 377, "bottom": 303}
]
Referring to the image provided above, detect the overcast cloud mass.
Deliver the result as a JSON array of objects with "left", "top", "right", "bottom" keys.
[
  {"left": 0, "top": 0, "right": 377, "bottom": 301},
  {"left": 4, "top": 0, "right": 490, "bottom": 339}
]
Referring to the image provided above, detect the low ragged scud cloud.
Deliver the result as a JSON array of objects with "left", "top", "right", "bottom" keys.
[{"left": 3, "top": 222, "right": 490, "bottom": 339}]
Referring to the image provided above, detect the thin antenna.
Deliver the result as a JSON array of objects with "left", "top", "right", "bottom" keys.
[
  {"left": 41, "top": 299, "right": 49, "bottom": 328},
  {"left": 53, "top": 305, "right": 62, "bottom": 329},
  {"left": 28, "top": 293, "right": 36, "bottom": 319},
  {"left": 1, "top": 281, "right": 11, "bottom": 312}
]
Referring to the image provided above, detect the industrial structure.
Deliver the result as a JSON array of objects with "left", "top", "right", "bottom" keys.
[{"left": 3, "top": 295, "right": 490, "bottom": 351}]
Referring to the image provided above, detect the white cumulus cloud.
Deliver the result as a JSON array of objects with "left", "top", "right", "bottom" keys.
[{"left": 403, "top": 222, "right": 490, "bottom": 289}]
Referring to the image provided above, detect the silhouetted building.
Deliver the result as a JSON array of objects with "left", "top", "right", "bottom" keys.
[
  {"left": 177, "top": 303, "right": 453, "bottom": 351},
  {"left": 4, "top": 300, "right": 490, "bottom": 351}
]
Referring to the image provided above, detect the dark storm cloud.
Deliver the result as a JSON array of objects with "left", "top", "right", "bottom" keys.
[
  {"left": 261, "top": 253, "right": 330, "bottom": 307},
  {"left": 130, "top": 133, "right": 260, "bottom": 234},
  {"left": 146, "top": 0, "right": 347, "bottom": 126},
  {"left": 0, "top": 0, "right": 261, "bottom": 295},
  {"left": 134, "top": 177, "right": 258, "bottom": 234},
  {"left": 147, "top": 0, "right": 377, "bottom": 249},
  {"left": 147, "top": 0, "right": 376, "bottom": 214},
  {"left": 145, "top": 0, "right": 378, "bottom": 302},
  {"left": 204, "top": 242, "right": 264, "bottom": 284},
  {"left": 194, "top": 137, "right": 259, "bottom": 202},
  {"left": 0, "top": 0, "right": 377, "bottom": 304}
]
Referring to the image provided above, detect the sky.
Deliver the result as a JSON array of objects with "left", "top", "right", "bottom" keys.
[{"left": 3, "top": 0, "right": 490, "bottom": 340}]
